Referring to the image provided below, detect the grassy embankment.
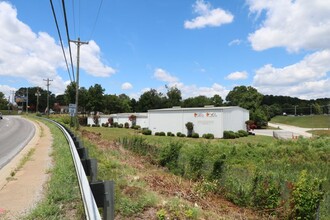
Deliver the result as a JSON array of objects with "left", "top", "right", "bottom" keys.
[
  {"left": 24, "top": 118, "right": 84, "bottom": 220},
  {"left": 79, "top": 123, "right": 329, "bottom": 219}
]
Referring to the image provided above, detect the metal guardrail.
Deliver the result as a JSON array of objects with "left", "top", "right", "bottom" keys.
[{"left": 46, "top": 119, "right": 102, "bottom": 220}]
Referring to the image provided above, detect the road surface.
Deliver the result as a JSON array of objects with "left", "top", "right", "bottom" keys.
[{"left": 0, "top": 116, "right": 35, "bottom": 169}]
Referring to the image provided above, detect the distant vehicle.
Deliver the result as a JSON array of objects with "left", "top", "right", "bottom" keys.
[{"left": 0, "top": 112, "right": 2, "bottom": 119}]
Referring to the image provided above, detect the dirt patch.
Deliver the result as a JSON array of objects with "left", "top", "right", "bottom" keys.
[{"left": 0, "top": 120, "right": 53, "bottom": 219}]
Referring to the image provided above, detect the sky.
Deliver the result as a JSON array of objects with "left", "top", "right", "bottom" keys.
[{"left": 0, "top": 0, "right": 329, "bottom": 102}]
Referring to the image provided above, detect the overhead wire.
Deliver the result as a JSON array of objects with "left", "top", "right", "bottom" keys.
[
  {"left": 71, "top": 0, "right": 76, "bottom": 39},
  {"left": 88, "top": 0, "right": 104, "bottom": 41},
  {"left": 49, "top": 0, "right": 73, "bottom": 83},
  {"left": 61, "top": 0, "right": 76, "bottom": 81}
]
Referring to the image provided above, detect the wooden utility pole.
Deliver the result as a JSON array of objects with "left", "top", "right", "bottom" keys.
[
  {"left": 43, "top": 78, "right": 53, "bottom": 116},
  {"left": 70, "top": 37, "right": 88, "bottom": 129},
  {"left": 35, "top": 87, "right": 41, "bottom": 113}
]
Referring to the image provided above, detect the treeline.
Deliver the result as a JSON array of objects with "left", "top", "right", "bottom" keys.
[{"left": 3, "top": 84, "right": 329, "bottom": 125}]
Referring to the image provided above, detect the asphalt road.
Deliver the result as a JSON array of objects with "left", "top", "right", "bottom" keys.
[{"left": 0, "top": 116, "right": 35, "bottom": 169}]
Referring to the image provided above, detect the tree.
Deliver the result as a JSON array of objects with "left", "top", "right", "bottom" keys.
[
  {"left": 166, "top": 86, "right": 182, "bottom": 107},
  {"left": 86, "top": 84, "right": 105, "bottom": 114},
  {"left": 78, "top": 87, "right": 88, "bottom": 113},
  {"left": 226, "top": 86, "right": 263, "bottom": 111},
  {"left": 182, "top": 95, "right": 212, "bottom": 107},
  {"left": 0, "top": 92, "right": 8, "bottom": 110},
  {"left": 210, "top": 94, "right": 223, "bottom": 107},
  {"left": 118, "top": 94, "right": 132, "bottom": 113},
  {"left": 64, "top": 82, "right": 76, "bottom": 105},
  {"left": 136, "top": 89, "right": 165, "bottom": 112}
]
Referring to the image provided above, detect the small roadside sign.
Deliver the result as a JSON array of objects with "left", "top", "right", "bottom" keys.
[{"left": 69, "top": 103, "right": 76, "bottom": 117}]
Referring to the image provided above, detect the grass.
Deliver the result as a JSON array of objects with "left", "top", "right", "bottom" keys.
[
  {"left": 271, "top": 115, "right": 330, "bottom": 128},
  {"left": 23, "top": 119, "right": 84, "bottom": 220},
  {"left": 309, "top": 129, "right": 330, "bottom": 136},
  {"left": 80, "top": 125, "right": 330, "bottom": 219},
  {"left": 83, "top": 126, "right": 275, "bottom": 146},
  {"left": 6, "top": 148, "right": 36, "bottom": 182}
]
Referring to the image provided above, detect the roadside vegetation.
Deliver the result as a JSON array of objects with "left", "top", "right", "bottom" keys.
[
  {"left": 74, "top": 122, "right": 330, "bottom": 219},
  {"left": 24, "top": 119, "right": 84, "bottom": 220}
]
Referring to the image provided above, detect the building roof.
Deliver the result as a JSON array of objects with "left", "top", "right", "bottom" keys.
[
  {"left": 109, "top": 112, "right": 148, "bottom": 118},
  {"left": 148, "top": 106, "right": 249, "bottom": 112}
]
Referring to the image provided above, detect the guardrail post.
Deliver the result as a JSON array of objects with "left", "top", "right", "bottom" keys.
[
  {"left": 77, "top": 147, "right": 89, "bottom": 160},
  {"left": 90, "top": 180, "right": 115, "bottom": 220},
  {"left": 81, "top": 158, "right": 98, "bottom": 183}
]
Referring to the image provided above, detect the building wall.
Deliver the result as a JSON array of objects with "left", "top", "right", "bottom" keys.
[
  {"left": 87, "top": 113, "right": 148, "bottom": 127},
  {"left": 148, "top": 107, "right": 248, "bottom": 138},
  {"left": 222, "top": 107, "right": 249, "bottom": 132},
  {"left": 148, "top": 108, "right": 224, "bottom": 138}
]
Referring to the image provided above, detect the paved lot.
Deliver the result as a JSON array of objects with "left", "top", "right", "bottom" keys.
[{"left": 253, "top": 122, "right": 318, "bottom": 138}]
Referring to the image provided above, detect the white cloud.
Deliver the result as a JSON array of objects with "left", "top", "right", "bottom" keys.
[
  {"left": 79, "top": 40, "right": 116, "bottom": 77},
  {"left": 247, "top": 0, "right": 330, "bottom": 52},
  {"left": 253, "top": 50, "right": 330, "bottom": 99},
  {"left": 184, "top": 0, "right": 234, "bottom": 29},
  {"left": 0, "top": 2, "right": 115, "bottom": 95},
  {"left": 178, "top": 83, "right": 229, "bottom": 99},
  {"left": 152, "top": 67, "right": 229, "bottom": 99},
  {"left": 228, "top": 39, "right": 242, "bottom": 46},
  {"left": 0, "top": 85, "right": 16, "bottom": 98},
  {"left": 154, "top": 68, "right": 179, "bottom": 84},
  {"left": 226, "top": 71, "right": 248, "bottom": 80},
  {"left": 121, "top": 82, "right": 133, "bottom": 90}
]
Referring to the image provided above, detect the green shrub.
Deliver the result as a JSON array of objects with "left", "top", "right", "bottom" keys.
[
  {"left": 289, "top": 170, "right": 324, "bottom": 219},
  {"left": 180, "top": 134, "right": 186, "bottom": 137},
  {"left": 124, "top": 122, "right": 129, "bottom": 128},
  {"left": 210, "top": 154, "right": 226, "bottom": 180},
  {"left": 238, "top": 130, "right": 249, "bottom": 137},
  {"left": 118, "top": 123, "right": 123, "bottom": 128},
  {"left": 142, "top": 129, "right": 152, "bottom": 135},
  {"left": 159, "top": 142, "right": 183, "bottom": 174},
  {"left": 159, "top": 132, "right": 166, "bottom": 136},
  {"left": 167, "top": 132, "right": 173, "bottom": 136},
  {"left": 113, "top": 122, "right": 119, "bottom": 127},
  {"left": 60, "top": 115, "right": 71, "bottom": 125},
  {"left": 223, "top": 131, "right": 236, "bottom": 139},
  {"left": 250, "top": 171, "right": 280, "bottom": 210},
  {"left": 192, "top": 133, "right": 199, "bottom": 138},
  {"left": 131, "top": 125, "right": 141, "bottom": 130},
  {"left": 187, "top": 145, "right": 207, "bottom": 179},
  {"left": 202, "top": 133, "right": 214, "bottom": 139},
  {"left": 176, "top": 132, "right": 182, "bottom": 137}
]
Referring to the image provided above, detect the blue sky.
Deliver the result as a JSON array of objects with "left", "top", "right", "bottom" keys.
[{"left": 0, "top": 0, "right": 329, "bottom": 101}]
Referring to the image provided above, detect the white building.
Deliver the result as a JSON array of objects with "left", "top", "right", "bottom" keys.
[
  {"left": 110, "top": 113, "right": 148, "bottom": 128},
  {"left": 148, "top": 106, "right": 249, "bottom": 138},
  {"left": 87, "top": 112, "right": 148, "bottom": 128}
]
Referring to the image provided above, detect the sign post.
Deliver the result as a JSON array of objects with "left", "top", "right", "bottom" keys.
[{"left": 69, "top": 104, "right": 77, "bottom": 128}]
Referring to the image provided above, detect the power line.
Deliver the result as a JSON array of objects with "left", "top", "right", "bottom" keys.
[
  {"left": 88, "top": 0, "right": 104, "bottom": 41},
  {"left": 61, "top": 0, "right": 75, "bottom": 81},
  {"left": 49, "top": 0, "right": 73, "bottom": 83},
  {"left": 71, "top": 0, "right": 76, "bottom": 39}
]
